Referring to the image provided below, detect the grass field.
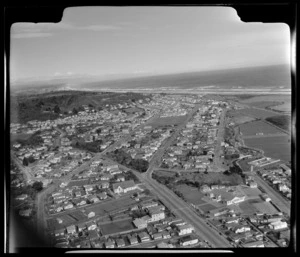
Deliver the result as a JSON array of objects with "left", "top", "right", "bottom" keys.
[
  {"left": 68, "top": 210, "right": 87, "bottom": 221},
  {"left": 245, "top": 101, "right": 283, "bottom": 109},
  {"left": 239, "top": 200, "right": 258, "bottom": 215},
  {"left": 175, "top": 184, "right": 206, "bottom": 205},
  {"left": 239, "top": 120, "right": 283, "bottom": 136},
  {"left": 100, "top": 219, "right": 134, "bottom": 235},
  {"left": 238, "top": 108, "right": 278, "bottom": 119},
  {"left": 47, "top": 214, "right": 77, "bottom": 230},
  {"left": 252, "top": 202, "right": 278, "bottom": 215},
  {"left": 148, "top": 115, "right": 187, "bottom": 127},
  {"left": 244, "top": 135, "right": 291, "bottom": 162}
]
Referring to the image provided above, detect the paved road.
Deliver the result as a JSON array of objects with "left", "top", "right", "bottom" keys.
[
  {"left": 10, "top": 152, "right": 35, "bottom": 181},
  {"left": 211, "top": 109, "right": 227, "bottom": 172},
  {"left": 144, "top": 104, "right": 202, "bottom": 173},
  {"left": 103, "top": 153, "right": 231, "bottom": 248},
  {"left": 131, "top": 168, "right": 231, "bottom": 248}
]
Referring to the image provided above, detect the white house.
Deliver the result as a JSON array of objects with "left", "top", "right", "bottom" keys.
[
  {"left": 177, "top": 224, "right": 194, "bottom": 236},
  {"left": 112, "top": 180, "right": 136, "bottom": 194}
]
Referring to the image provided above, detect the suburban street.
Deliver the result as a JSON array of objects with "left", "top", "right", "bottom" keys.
[{"left": 211, "top": 108, "right": 227, "bottom": 172}]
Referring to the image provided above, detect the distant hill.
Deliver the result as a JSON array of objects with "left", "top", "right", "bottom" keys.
[{"left": 10, "top": 91, "right": 149, "bottom": 124}]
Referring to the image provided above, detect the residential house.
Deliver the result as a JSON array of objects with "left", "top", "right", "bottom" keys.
[
  {"left": 115, "top": 175, "right": 125, "bottom": 182},
  {"left": 15, "top": 194, "right": 28, "bottom": 201},
  {"left": 140, "top": 200, "right": 158, "bottom": 210},
  {"left": 269, "top": 221, "right": 288, "bottom": 230},
  {"left": 105, "top": 239, "right": 115, "bottom": 248},
  {"left": 77, "top": 223, "right": 87, "bottom": 232},
  {"left": 138, "top": 232, "right": 150, "bottom": 242},
  {"left": 177, "top": 224, "right": 194, "bottom": 236},
  {"left": 115, "top": 238, "right": 126, "bottom": 248},
  {"left": 54, "top": 228, "right": 66, "bottom": 237},
  {"left": 86, "top": 221, "right": 97, "bottom": 230},
  {"left": 66, "top": 225, "right": 77, "bottom": 234},
  {"left": 97, "top": 192, "right": 107, "bottom": 200},
  {"left": 200, "top": 185, "right": 211, "bottom": 193},
  {"left": 97, "top": 182, "right": 109, "bottom": 189},
  {"left": 243, "top": 240, "right": 264, "bottom": 248},
  {"left": 112, "top": 180, "right": 137, "bottom": 194},
  {"left": 148, "top": 209, "right": 165, "bottom": 222},
  {"left": 180, "top": 236, "right": 199, "bottom": 246},
  {"left": 232, "top": 225, "right": 251, "bottom": 234},
  {"left": 19, "top": 209, "right": 32, "bottom": 217},
  {"left": 152, "top": 232, "right": 163, "bottom": 240},
  {"left": 133, "top": 217, "right": 148, "bottom": 229},
  {"left": 162, "top": 231, "right": 171, "bottom": 239},
  {"left": 88, "top": 212, "right": 95, "bottom": 219},
  {"left": 127, "top": 235, "right": 138, "bottom": 245},
  {"left": 88, "top": 230, "right": 99, "bottom": 240},
  {"left": 63, "top": 203, "right": 74, "bottom": 210}
]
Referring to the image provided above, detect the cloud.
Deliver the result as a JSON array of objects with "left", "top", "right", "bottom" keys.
[
  {"left": 11, "top": 32, "right": 53, "bottom": 39},
  {"left": 82, "top": 24, "right": 121, "bottom": 31},
  {"left": 11, "top": 21, "right": 123, "bottom": 39}
]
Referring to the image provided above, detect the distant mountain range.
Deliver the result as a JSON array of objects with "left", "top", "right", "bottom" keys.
[{"left": 10, "top": 64, "right": 291, "bottom": 95}]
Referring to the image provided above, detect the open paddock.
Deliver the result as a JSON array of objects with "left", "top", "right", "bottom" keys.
[
  {"left": 47, "top": 214, "right": 77, "bottom": 230},
  {"left": 239, "top": 120, "right": 283, "bottom": 136}
]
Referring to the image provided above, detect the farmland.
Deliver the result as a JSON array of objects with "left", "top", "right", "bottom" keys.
[
  {"left": 244, "top": 135, "right": 291, "bottom": 162},
  {"left": 226, "top": 110, "right": 258, "bottom": 125},
  {"left": 239, "top": 120, "right": 283, "bottom": 136}
]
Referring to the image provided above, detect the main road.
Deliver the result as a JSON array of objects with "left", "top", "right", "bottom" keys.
[{"left": 104, "top": 157, "right": 232, "bottom": 248}]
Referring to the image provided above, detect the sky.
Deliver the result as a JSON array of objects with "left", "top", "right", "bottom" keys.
[{"left": 10, "top": 6, "right": 290, "bottom": 81}]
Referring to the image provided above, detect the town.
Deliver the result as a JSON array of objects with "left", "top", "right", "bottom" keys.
[{"left": 10, "top": 92, "right": 291, "bottom": 249}]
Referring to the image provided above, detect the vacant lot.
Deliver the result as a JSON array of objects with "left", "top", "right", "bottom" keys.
[
  {"left": 198, "top": 203, "right": 218, "bottom": 212},
  {"left": 100, "top": 219, "right": 134, "bottom": 235},
  {"left": 84, "top": 196, "right": 136, "bottom": 216},
  {"left": 10, "top": 133, "right": 32, "bottom": 142},
  {"left": 148, "top": 115, "right": 187, "bottom": 127},
  {"left": 240, "top": 186, "right": 262, "bottom": 198},
  {"left": 253, "top": 202, "right": 278, "bottom": 215},
  {"left": 239, "top": 120, "right": 283, "bottom": 136},
  {"left": 239, "top": 200, "right": 258, "bottom": 215},
  {"left": 175, "top": 184, "right": 206, "bottom": 205},
  {"left": 244, "top": 135, "right": 291, "bottom": 162},
  {"left": 47, "top": 214, "right": 77, "bottom": 230},
  {"left": 69, "top": 210, "right": 87, "bottom": 221}
]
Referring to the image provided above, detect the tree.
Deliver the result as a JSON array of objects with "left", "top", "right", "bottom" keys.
[
  {"left": 53, "top": 105, "right": 60, "bottom": 114},
  {"left": 32, "top": 181, "right": 43, "bottom": 192},
  {"left": 72, "top": 107, "right": 78, "bottom": 115},
  {"left": 23, "top": 157, "right": 29, "bottom": 166}
]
